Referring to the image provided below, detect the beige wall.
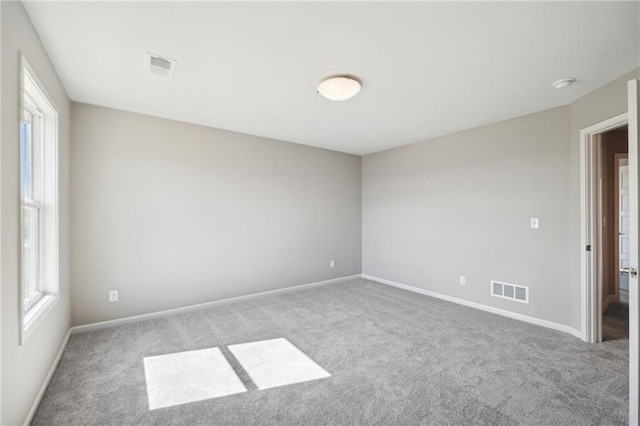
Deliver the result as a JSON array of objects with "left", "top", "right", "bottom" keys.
[
  {"left": 1, "top": 2, "right": 71, "bottom": 424},
  {"left": 70, "top": 103, "right": 362, "bottom": 326}
]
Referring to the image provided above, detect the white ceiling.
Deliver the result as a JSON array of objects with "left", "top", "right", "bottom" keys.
[{"left": 23, "top": 1, "right": 639, "bottom": 155}]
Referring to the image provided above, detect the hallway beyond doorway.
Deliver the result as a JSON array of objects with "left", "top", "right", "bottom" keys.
[{"left": 603, "top": 289, "right": 629, "bottom": 341}]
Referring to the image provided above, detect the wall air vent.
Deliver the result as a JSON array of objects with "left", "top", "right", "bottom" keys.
[
  {"left": 491, "top": 280, "right": 529, "bottom": 304},
  {"left": 145, "top": 52, "right": 176, "bottom": 80}
]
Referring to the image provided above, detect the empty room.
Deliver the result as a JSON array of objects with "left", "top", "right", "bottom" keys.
[{"left": 1, "top": 1, "right": 640, "bottom": 424}]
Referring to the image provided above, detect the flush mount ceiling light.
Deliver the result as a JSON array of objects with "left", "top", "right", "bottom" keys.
[
  {"left": 317, "top": 75, "right": 362, "bottom": 101},
  {"left": 552, "top": 78, "right": 576, "bottom": 90}
]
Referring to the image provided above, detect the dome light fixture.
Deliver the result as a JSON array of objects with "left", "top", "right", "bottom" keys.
[
  {"left": 553, "top": 78, "right": 576, "bottom": 90},
  {"left": 317, "top": 75, "right": 362, "bottom": 101}
]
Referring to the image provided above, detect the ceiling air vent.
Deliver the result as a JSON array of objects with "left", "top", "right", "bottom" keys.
[
  {"left": 145, "top": 52, "right": 176, "bottom": 79},
  {"left": 491, "top": 280, "right": 529, "bottom": 304}
]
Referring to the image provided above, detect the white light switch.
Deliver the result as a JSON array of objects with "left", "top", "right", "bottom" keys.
[{"left": 530, "top": 218, "right": 539, "bottom": 229}]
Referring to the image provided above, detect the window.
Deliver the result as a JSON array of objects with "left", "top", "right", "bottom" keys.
[{"left": 20, "top": 57, "right": 59, "bottom": 343}]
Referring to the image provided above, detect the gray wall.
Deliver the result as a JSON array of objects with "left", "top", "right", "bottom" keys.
[
  {"left": 70, "top": 103, "right": 362, "bottom": 326},
  {"left": 363, "top": 68, "right": 640, "bottom": 330},
  {"left": 363, "top": 106, "right": 573, "bottom": 325},
  {"left": 1, "top": 2, "right": 71, "bottom": 424}
]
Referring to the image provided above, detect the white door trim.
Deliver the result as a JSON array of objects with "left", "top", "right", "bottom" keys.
[
  {"left": 627, "top": 78, "right": 639, "bottom": 426},
  {"left": 580, "top": 112, "right": 628, "bottom": 343}
]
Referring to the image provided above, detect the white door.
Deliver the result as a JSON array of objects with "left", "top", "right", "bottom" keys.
[
  {"left": 620, "top": 164, "right": 630, "bottom": 292},
  {"left": 628, "top": 78, "right": 639, "bottom": 426}
]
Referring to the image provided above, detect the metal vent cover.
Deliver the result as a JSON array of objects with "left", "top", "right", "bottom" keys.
[
  {"left": 490, "top": 280, "right": 529, "bottom": 304},
  {"left": 150, "top": 55, "right": 172, "bottom": 70},
  {"left": 492, "top": 282, "right": 503, "bottom": 296},
  {"left": 145, "top": 52, "right": 176, "bottom": 79}
]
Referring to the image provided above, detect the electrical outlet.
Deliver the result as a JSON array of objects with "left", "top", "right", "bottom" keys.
[
  {"left": 530, "top": 218, "right": 539, "bottom": 229},
  {"left": 330, "top": 260, "right": 335, "bottom": 268},
  {"left": 109, "top": 290, "right": 118, "bottom": 302},
  {"left": 459, "top": 276, "right": 466, "bottom": 286}
]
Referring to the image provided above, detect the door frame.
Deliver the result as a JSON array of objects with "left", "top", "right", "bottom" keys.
[
  {"left": 580, "top": 112, "right": 628, "bottom": 343},
  {"left": 628, "top": 78, "right": 639, "bottom": 426}
]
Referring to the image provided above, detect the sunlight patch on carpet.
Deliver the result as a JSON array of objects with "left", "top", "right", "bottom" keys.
[
  {"left": 228, "top": 337, "right": 331, "bottom": 390},
  {"left": 143, "top": 347, "right": 246, "bottom": 410}
]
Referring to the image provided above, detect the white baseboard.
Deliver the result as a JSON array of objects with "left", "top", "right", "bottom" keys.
[
  {"left": 71, "top": 274, "right": 362, "bottom": 334},
  {"left": 362, "top": 274, "right": 582, "bottom": 339},
  {"left": 24, "top": 329, "right": 71, "bottom": 426}
]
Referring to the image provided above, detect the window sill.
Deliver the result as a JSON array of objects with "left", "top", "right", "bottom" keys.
[{"left": 21, "top": 293, "right": 59, "bottom": 345}]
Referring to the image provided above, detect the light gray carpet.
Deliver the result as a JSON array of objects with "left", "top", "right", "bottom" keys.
[{"left": 32, "top": 279, "right": 629, "bottom": 425}]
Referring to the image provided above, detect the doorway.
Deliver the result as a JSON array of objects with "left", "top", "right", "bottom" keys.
[
  {"left": 600, "top": 126, "right": 629, "bottom": 341},
  {"left": 580, "top": 112, "right": 628, "bottom": 344}
]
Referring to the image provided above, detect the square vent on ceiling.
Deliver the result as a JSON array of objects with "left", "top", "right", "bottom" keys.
[
  {"left": 491, "top": 280, "right": 529, "bottom": 304},
  {"left": 145, "top": 52, "right": 176, "bottom": 80}
]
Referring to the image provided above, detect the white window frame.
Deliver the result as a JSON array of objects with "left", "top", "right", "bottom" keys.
[
  {"left": 21, "top": 93, "right": 44, "bottom": 312},
  {"left": 19, "top": 56, "right": 59, "bottom": 345}
]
